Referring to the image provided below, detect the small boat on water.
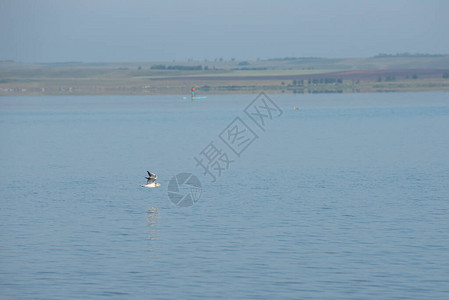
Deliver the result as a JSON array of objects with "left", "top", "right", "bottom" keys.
[
  {"left": 183, "top": 96, "right": 207, "bottom": 100},
  {"left": 184, "top": 87, "right": 207, "bottom": 100}
]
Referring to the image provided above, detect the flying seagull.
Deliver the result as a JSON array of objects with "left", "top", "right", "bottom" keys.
[{"left": 141, "top": 171, "right": 161, "bottom": 188}]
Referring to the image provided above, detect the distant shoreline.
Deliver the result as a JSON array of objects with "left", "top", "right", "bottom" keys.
[{"left": 2, "top": 57, "right": 449, "bottom": 96}]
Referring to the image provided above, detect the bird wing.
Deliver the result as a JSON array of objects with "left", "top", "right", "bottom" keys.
[
  {"left": 145, "top": 171, "right": 157, "bottom": 184},
  {"left": 147, "top": 171, "right": 157, "bottom": 179}
]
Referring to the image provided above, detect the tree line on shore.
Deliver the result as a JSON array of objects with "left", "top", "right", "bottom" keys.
[
  {"left": 289, "top": 78, "right": 343, "bottom": 85},
  {"left": 150, "top": 64, "right": 206, "bottom": 70}
]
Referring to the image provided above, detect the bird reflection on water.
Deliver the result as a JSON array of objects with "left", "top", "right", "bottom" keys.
[{"left": 147, "top": 207, "right": 160, "bottom": 252}]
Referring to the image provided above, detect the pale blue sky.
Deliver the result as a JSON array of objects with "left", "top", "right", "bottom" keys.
[{"left": 1, "top": 0, "right": 448, "bottom": 62}]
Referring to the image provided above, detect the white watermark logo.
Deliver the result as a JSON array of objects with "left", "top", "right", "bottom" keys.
[
  {"left": 168, "top": 92, "right": 283, "bottom": 207},
  {"left": 167, "top": 173, "right": 202, "bottom": 207}
]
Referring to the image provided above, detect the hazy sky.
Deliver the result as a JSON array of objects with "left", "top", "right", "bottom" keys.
[{"left": 1, "top": 0, "right": 448, "bottom": 62}]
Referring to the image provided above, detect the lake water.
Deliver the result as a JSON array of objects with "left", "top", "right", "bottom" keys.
[{"left": 1, "top": 92, "right": 449, "bottom": 299}]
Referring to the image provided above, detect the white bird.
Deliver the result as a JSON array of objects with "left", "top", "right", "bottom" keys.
[{"left": 141, "top": 171, "right": 161, "bottom": 188}]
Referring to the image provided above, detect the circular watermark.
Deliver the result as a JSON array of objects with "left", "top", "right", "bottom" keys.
[{"left": 167, "top": 173, "right": 202, "bottom": 207}]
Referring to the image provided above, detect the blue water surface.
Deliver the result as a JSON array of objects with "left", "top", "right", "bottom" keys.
[{"left": 1, "top": 92, "right": 449, "bottom": 299}]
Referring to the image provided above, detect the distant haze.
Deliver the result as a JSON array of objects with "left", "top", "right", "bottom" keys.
[{"left": 1, "top": 0, "right": 448, "bottom": 62}]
